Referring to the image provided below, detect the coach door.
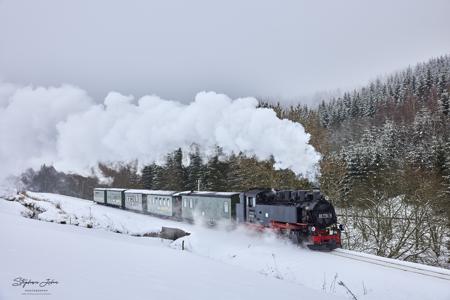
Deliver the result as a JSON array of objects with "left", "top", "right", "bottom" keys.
[{"left": 246, "top": 196, "right": 256, "bottom": 223}]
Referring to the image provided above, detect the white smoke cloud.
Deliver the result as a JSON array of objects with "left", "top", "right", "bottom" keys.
[
  {"left": 0, "top": 83, "right": 320, "bottom": 181},
  {"left": 0, "top": 83, "right": 93, "bottom": 179}
]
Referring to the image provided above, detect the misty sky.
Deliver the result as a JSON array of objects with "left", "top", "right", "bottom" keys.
[{"left": 1, "top": 0, "right": 449, "bottom": 104}]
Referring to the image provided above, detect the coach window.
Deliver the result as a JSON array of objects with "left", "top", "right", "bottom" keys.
[
  {"left": 189, "top": 198, "right": 193, "bottom": 209},
  {"left": 184, "top": 199, "right": 187, "bottom": 207},
  {"left": 247, "top": 197, "right": 253, "bottom": 208},
  {"left": 224, "top": 202, "right": 229, "bottom": 213}
]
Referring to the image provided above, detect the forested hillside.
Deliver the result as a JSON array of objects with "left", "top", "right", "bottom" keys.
[
  {"left": 21, "top": 55, "right": 450, "bottom": 267},
  {"left": 259, "top": 56, "right": 450, "bottom": 211},
  {"left": 271, "top": 55, "right": 450, "bottom": 266}
]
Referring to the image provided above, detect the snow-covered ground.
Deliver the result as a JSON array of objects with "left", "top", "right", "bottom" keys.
[{"left": 1, "top": 192, "right": 449, "bottom": 300}]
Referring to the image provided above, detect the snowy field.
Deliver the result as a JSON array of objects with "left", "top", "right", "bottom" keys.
[{"left": 1, "top": 192, "right": 449, "bottom": 300}]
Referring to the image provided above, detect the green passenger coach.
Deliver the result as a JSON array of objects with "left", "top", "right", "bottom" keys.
[
  {"left": 93, "top": 188, "right": 106, "bottom": 204},
  {"left": 144, "top": 190, "right": 180, "bottom": 217},
  {"left": 105, "top": 188, "right": 126, "bottom": 207},
  {"left": 178, "top": 191, "right": 240, "bottom": 223}
]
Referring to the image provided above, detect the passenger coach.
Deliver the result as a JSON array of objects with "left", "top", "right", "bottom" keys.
[{"left": 178, "top": 191, "right": 240, "bottom": 223}]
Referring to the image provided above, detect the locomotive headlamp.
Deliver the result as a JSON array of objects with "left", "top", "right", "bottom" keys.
[{"left": 311, "top": 226, "right": 316, "bottom": 232}]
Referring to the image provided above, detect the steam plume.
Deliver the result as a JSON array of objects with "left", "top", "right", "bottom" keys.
[{"left": 0, "top": 83, "right": 320, "bottom": 181}]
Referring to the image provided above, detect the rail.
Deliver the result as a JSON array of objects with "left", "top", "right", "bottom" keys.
[{"left": 329, "top": 249, "right": 450, "bottom": 281}]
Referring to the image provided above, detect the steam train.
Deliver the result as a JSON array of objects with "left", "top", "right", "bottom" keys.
[{"left": 93, "top": 187, "right": 342, "bottom": 251}]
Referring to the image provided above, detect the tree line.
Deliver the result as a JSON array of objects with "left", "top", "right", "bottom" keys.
[{"left": 21, "top": 150, "right": 310, "bottom": 200}]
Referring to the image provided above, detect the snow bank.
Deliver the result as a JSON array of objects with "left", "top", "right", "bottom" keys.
[
  {"left": 24, "top": 192, "right": 187, "bottom": 235},
  {"left": 2, "top": 192, "right": 449, "bottom": 300},
  {"left": 0, "top": 199, "right": 339, "bottom": 300}
]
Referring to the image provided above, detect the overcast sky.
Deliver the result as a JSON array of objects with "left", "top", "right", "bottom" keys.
[{"left": 0, "top": 0, "right": 449, "bottom": 104}]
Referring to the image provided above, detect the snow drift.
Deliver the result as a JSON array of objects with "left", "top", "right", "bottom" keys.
[
  {"left": 0, "top": 83, "right": 320, "bottom": 180},
  {"left": 2, "top": 193, "right": 450, "bottom": 300}
]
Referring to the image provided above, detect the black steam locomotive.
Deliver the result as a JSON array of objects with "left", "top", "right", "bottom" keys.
[{"left": 236, "top": 189, "right": 342, "bottom": 250}]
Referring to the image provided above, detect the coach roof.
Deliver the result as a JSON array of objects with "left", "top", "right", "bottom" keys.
[
  {"left": 174, "top": 191, "right": 240, "bottom": 198},
  {"left": 125, "top": 189, "right": 177, "bottom": 196}
]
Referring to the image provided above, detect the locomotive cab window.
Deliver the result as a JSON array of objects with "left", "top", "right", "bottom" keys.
[
  {"left": 224, "top": 201, "right": 229, "bottom": 213},
  {"left": 189, "top": 199, "right": 193, "bottom": 209}
]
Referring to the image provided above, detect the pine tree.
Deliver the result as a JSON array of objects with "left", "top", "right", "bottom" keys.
[
  {"left": 226, "top": 154, "right": 244, "bottom": 190},
  {"left": 141, "top": 165, "right": 154, "bottom": 189},
  {"left": 205, "top": 154, "right": 229, "bottom": 191},
  {"left": 318, "top": 101, "right": 330, "bottom": 127},
  {"left": 186, "top": 150, "right": 205, "bottom": 191},
  {"left": 443, "top": 140, "right": 450, "bottom": 198},
  {"left": 343, "top": 93, "right": 352, "bottom": 118},
  {"left": 151, "top": 164, "right": 165, "bottom": 190},
  {"left": 164, "top": 148, "right": 186, "bottom": 190},
  {"left": 437, "top": 74, "right": 449, "bottom": 116}
]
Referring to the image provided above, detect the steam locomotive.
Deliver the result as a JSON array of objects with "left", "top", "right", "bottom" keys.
[
  {"left": 93, "top": 187, "right": 342, "bottom": 251},
  {"left": 237, "top": 189, "right": 342, "bottom": 250}
]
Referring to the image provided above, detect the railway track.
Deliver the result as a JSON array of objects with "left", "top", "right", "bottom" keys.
[{"left": 329, "top": 249, "right": 450, "bottom": 281}]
